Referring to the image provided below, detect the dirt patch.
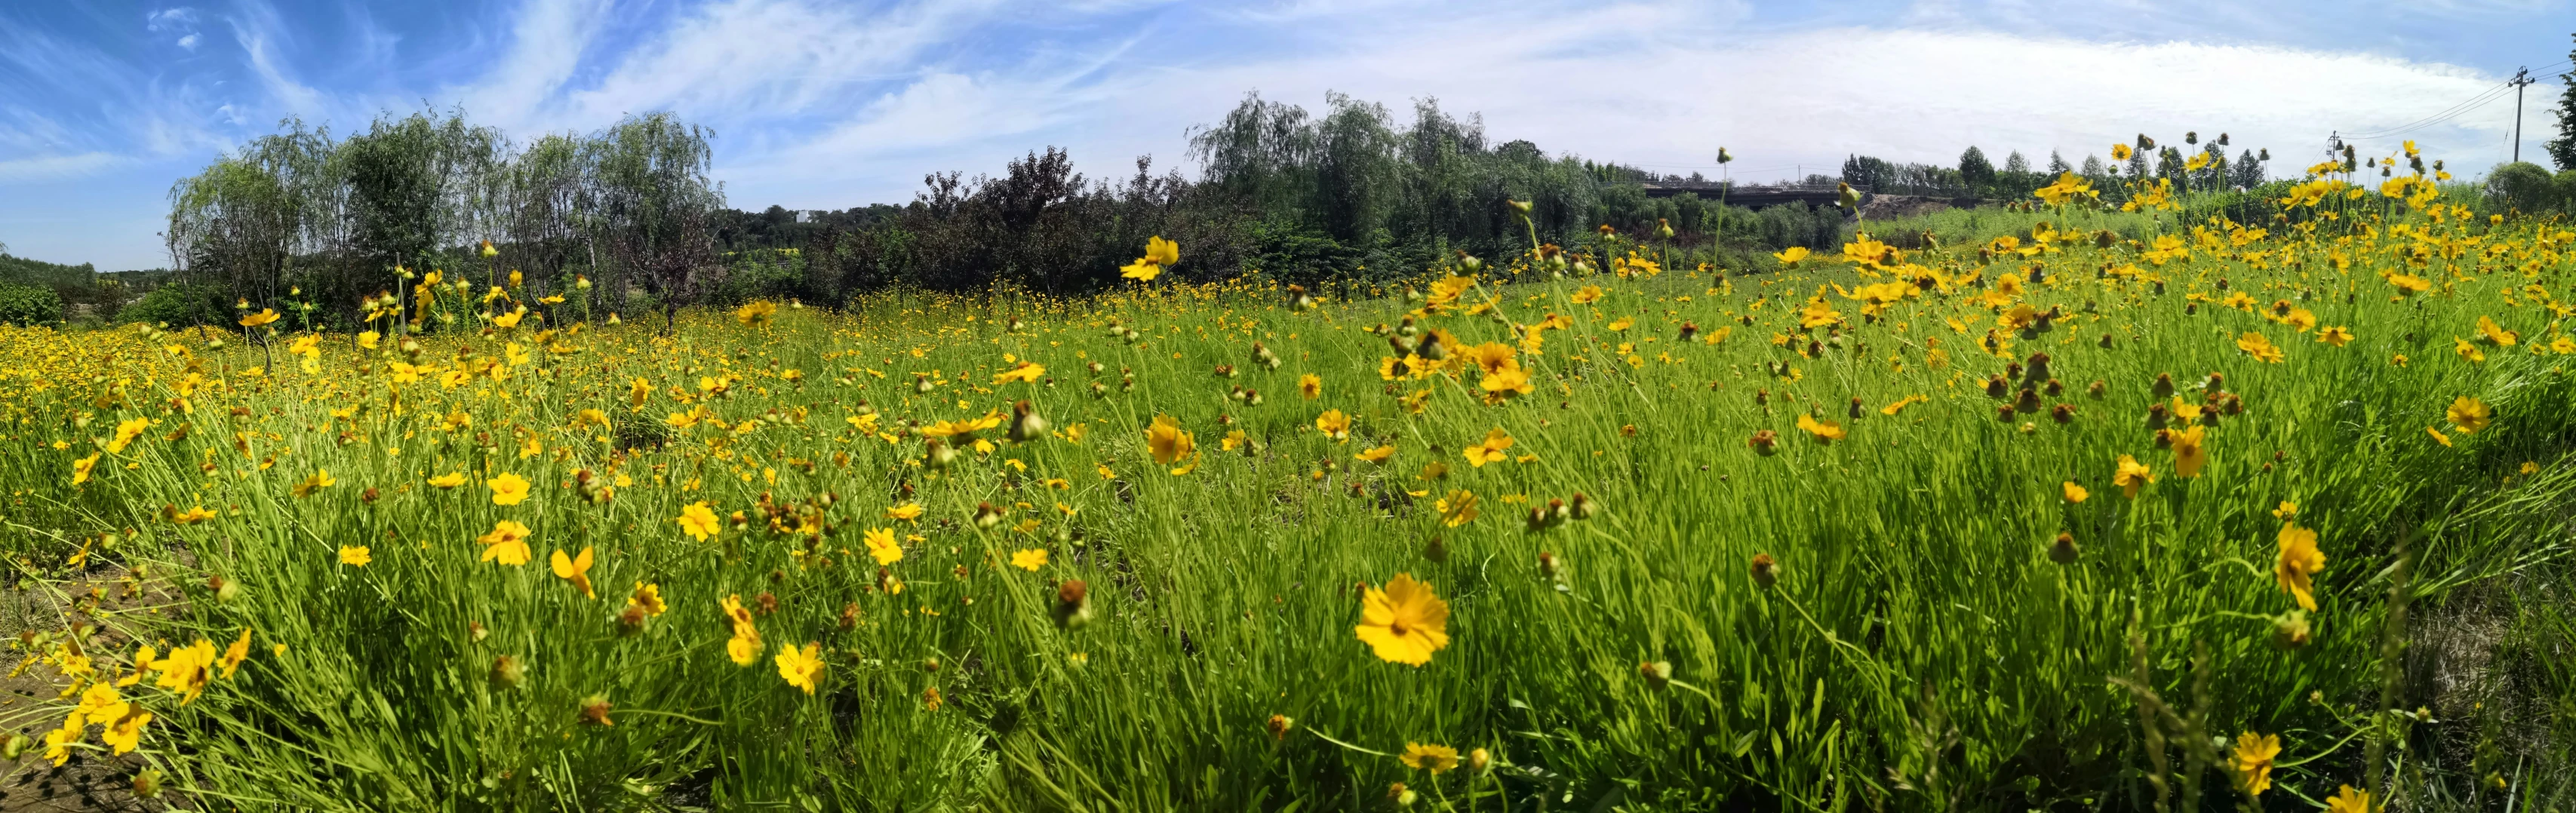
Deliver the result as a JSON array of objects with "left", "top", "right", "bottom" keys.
[{"left": 0, "top": 569, "right": 185, "bottom": 812}]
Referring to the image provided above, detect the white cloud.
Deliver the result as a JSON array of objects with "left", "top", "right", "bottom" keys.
[
  {"left": 0, "top": 152, "right": 123, "bottom": 183},
  {"left": 546, "top": 0, "right": 1002, "bottom": 130}
]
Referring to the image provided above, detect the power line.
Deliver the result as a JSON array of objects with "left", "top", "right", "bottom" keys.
[
  {"left": 2341, "top": 84, "right": 2514, "bottom": 140},
  {"left": 2341, "top": 57, "right": 2570, "bottom": 141}
]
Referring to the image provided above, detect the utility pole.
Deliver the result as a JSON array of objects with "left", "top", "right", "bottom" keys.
[{"left": 2512, "top": 67, "right": 2538, "bottom": 163}]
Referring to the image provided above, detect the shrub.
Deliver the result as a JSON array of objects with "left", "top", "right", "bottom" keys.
[
  {"left": 0, "top": 282, "right": 62, "bottom": 327},
  {"left": 117, "top": 283, "right": 232, "bottom": 328},
  {"left": 2484, "top": 161, "right": 2558, "bottom": 213}
]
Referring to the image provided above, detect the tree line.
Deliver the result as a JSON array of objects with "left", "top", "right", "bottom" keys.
[
  {"left": 1842, "top": 133, "right": 2270, "bottom": 201},
  {"left": 113, "top": 94, "right": 1876, "bottom": 328},
  {"left": 23, "top": 93, "right": 2421, "bottom": 330},
  {"left": 147, "top": 109, "right": 718, "bottom": 330}
]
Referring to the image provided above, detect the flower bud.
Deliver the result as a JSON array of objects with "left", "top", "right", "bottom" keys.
[
  {"left": 1748, "top": 429, "right": 1778, "bottom": 456},
  {"left": 131, "top": 769, "right": 164, "bottom": 798},
  {"left": 1053, "top": 579, "right": 1094, "bottom": 630},
  {"left": 1468, "top": 747, "right": 1491, "bottom": 774},
  {"left": 1008, "top": 400, "right": 1048, "bottom": 443},
  {"left": 2048, "top": 532, "right": 2080, "bottom": 564},
  {"left": 1266, "top": 713, "right": 1295, "bottom": 740},
  {"left": 2271, "top": 610, "right": 2312, "bottom": 649},
  {"left": 490, "top": 654, "right": 527, "bottom": 689},
  {"left": 580, "top": 694, "right": 614, "bottom": 726},
  {"left": 1639, "top": 660, "right": 1673, "bottom": 687},
  {"left": 1749, "top": 553, "right": 1778, "bottom": 588}
]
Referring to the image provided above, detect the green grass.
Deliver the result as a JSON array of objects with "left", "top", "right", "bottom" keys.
[{"left": 0, "top": 189, "right": 2572, "bottom": 811}]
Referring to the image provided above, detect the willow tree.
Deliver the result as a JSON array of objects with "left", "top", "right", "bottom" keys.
[
  {"left": 587, "top": 112, "right": 722, "bottom": 324},
  {"left": 165, "top": 119, "right": 337, "bottom": 308}
]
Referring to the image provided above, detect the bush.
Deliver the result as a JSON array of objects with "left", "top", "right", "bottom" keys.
[
  {"left": 116, "top": 283, "right": 230, "bottom": 328},
  {"left": 2485, "top": 161, "right": 2558, "bottom": 213},
  {"left": 0, "top": 282, "right": 63, "bottom": 327}
]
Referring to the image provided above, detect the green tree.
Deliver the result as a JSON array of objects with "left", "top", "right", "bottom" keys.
[
  {"left": 1958, "top": 146, "right": 1996, "bottom": 191},
  {"left": 588, "top": 112, "right": 721, "bottom": 325}
]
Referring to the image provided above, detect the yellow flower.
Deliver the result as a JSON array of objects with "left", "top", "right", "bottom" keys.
[
  {"left": 864, "top": 527, "right": 904, "bottom": 565},
  {"left": 2062, "top": 481, "right": 2088, "bottom": 503},
  {"left": 678, "top": 502, "right": 721, "bottom": 541},
  {"left": 2455, "top": 338, "right": 2485, "bottom": 363},
  {"left": 1354, "top": 573, "right": 1451, "bottom": 666},
  {"left": 2110, "top": 143, "right": 2132, "bottom": 161},
  {"left": 774, "top": 642, "right": 825, "bottom": 694},
  {"left": 490, "top": 309, "right": 524, "bottom": 330},
  {"left": 2229, "top": 731, "right": 2281, "bottom": 796},
  {"left": 2235, "top": 332, "right": 2284, "bottom": 364},
  {"left": 106, "top": 416, "right": 151, "bottom": 453},
  {"left": 2317, "top": 326, "right": 2353, "bottom": 345},
  {"left": 238, "top": 308, "right": 280, "bottom": 327},
  {"left": 1356, "top": 444, "right": 1396, "bottom": 463},
  {"left": 1315, "top": 410, "right": 1351, "bottom": 441},
  {"left": 2445, "top": 396, "right": 2491, "bottom": 433},
  {"left": 155, "top": 638, "right": 217, "bottom": 704},
  {"left": 478, "top": 520, "right": 533, "bottom": 566},
  {"left": 1772, "top": 246, "right": 1809, "bottom": 266},
  {"left": 1796, "top": 413, "right": 1845, "bottom": 443},
  {"left": 2275, "top": 523, "right": 2325, "bottom": 611},
  {"left": 2171, "top": 424, "right": 2207, "bottom": 478},
  {"left": 1570, "top": 284, "right": 1604, "bottom": 304},
  {"left": 358, "top": 330, "right": 380, "bottom": 349},
  {"left": 735, "top": 300, "right": 778, "bottom": 327},
  {"left": 550, "top": 547, "right": 596, "bottom": 599},
  {"left": 1463, "top": 428, "right": 1514, "bottom": 467},
  {"left": 338, "top": 546, "right": 371, "bottom": 566},
  {"left": 171, "top": 505, "right": 217, "bottom": 524},
  {"left": 2387, "top": 272, "right": 2430, "bottom": 294},
  {"left": 2113, "top": 455, "right": 2155, "bottom": 499},
  {"left": 1462, "top": 342, "right": 1517, "bottom": 375},
  {"left": 72, "top": 453, "right": 100, "bottom": 486},
  {"left": 629, "top": 582, "right": 667, "bottom": 616},
  {"left": 487, "top": 472, "right": 531, "bottom": 506},
  {"left": 1436, "top": 489, "right": 1479, "bottom": 527},
  {"left": 1298, "top": 373, "right": 1322, "bottom": 399},
  {"left": 2476, "top": 315, "right": 2519, "bottom": 346},
  {"left": 1144, "top": 235, "right": 1179, "bottom": 266},
  {"left": 1118, "top": 259, "right": 1162, "bottom": 281},
  {"left": 100, "top": 707, "right": 149, "bottom": 755},
  {"left": 1011, "top": 548, "right": 1049, "bottom": 571},
  {"left": 2427, "top": 425, "right": 2453, "bottom": 446},
  {"left": 428, "top": 471, "right": 467, "bottom": 489},
  {"left": 1478, "top": 365, "right": 1532, "bottom": 403},
  {"left": 41, "top": 714, "right": 81, "bottom": 766},
  {"left": 991, "top": 361, "right": 1047, "bottom": 384},
  {"left": 2326, "top": 785, "right": 2372, "bottom": 813},
  {"left": 291, "top": 468, "right": 336, "bottom": 498},
  {"left": 886, "top": 502, "right": 925, "bottom": 521},
  {"left": 218, "top": 627, "right": 251, "bottom": 678},
  {"left": 1146, "top": 414, "right": 1195, "bottom": 465},
  {"left": 1401, "top": 742, "right": 1462, "bottom": 774},
  {"left": 722, "top": 595, "right": 762, "bottom": 667}
]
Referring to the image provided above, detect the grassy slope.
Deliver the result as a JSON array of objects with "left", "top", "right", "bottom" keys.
[{"left": 0, "top": 195, "right": 2571, "bottom": 811}]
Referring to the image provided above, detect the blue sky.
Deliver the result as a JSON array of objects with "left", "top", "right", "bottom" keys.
[{"left": 3, "top": 0, "right": 2572, "bottom": 270}]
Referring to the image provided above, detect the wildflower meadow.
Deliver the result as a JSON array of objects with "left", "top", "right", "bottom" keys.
[{"left": 5, "top": 146, "right": 2576, "bottom": 811}]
